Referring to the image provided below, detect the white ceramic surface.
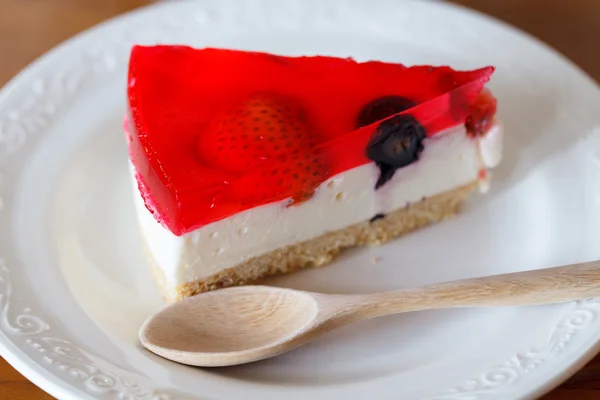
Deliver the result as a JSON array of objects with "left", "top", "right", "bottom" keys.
[{"left": 1, "top": 0, "right": 600, "bottom": 399}]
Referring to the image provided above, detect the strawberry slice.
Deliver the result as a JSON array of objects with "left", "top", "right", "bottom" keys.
[
  {"left": 197, "top": 94, "right": 319, "bottom": 173},
  {"left": 224, "top": 149, "right": 329, "bottom": 207}
]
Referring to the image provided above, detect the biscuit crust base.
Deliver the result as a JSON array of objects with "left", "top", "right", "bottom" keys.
[{"left": 145, "top": 182, "right": 477, "bottom": 302}]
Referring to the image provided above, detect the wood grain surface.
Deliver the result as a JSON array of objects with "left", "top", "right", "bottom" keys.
[{"left": 1, "top": 0, "right": 599, "bottom": 399}]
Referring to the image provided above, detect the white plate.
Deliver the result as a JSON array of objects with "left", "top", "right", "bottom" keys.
[{"left": 2, "top": 0, "right": 600, "bottom": 399}]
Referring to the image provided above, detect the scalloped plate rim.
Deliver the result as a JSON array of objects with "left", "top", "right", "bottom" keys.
[{"left": 1, "top": 0, "right": 600, "bottom": 399}]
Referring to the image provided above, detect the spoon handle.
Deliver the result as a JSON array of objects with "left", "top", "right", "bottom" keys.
[{"left": 357, "top": 261, "right": 600, "bottom": 318}]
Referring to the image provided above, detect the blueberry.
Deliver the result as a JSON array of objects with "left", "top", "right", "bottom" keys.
[
  {"left": 366, "top": 114, "right": 426, "bottom": 189},
  {"left": 370, "top": 213, "right": 386, "bottom": 223},
  {"left": 356, "top": 96, "right": 417, "bottom": 128}
]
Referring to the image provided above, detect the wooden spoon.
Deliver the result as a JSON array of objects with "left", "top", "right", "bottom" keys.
[{"left": 139, "top": 261, "right": 600, "bottom": 367}]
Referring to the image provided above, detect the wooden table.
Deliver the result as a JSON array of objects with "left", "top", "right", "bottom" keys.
[{"left": 1, "top": 1, "right": 599, "bottom": 399}]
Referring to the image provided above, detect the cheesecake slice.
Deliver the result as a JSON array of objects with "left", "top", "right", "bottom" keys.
[{"left": 125, "top": 45, "right": 503, "bottom": 301}]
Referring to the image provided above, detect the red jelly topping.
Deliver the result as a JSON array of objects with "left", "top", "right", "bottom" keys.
[{"left": 127, "top": 45, "right": 496, "bottom": 235}]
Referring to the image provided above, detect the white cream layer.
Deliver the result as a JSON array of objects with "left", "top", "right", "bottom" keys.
[{"left": 132, "top": 124, "right": 503, "bottom": 287}]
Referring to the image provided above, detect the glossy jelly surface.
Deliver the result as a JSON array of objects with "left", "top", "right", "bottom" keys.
[{"left": 126, "top": 46, "right": 494, "bottom": 235}]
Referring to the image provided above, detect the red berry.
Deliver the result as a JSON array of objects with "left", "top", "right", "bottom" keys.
[
  {"left": 466, "top": 88, "right": 497, "bottom": 136},
  {"left": 197, "top": 94, "right": 318, "bottom": 173},
  {"left": 197, "top": 93, "right": 328, "bottom": 206},
  {"left": 226, "top": 150, "right": 329, "bottom": 206}
]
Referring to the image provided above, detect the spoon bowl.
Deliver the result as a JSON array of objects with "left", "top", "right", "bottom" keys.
[{"left": 140, "top": 286, "right": 321, "bottom": 366}]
